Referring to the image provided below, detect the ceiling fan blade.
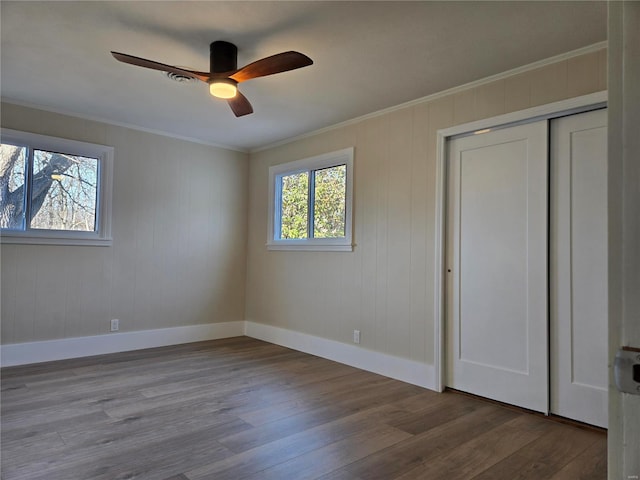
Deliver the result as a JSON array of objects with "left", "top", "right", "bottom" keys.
[
  {"left": 227, "top": 91, "right": 254, "bottom": 117},
  {"left": 111, "top": 52, "right": 209, "bottom": 82},
  {"left": 230, "top": 51, "right": 313, "bottom": 83}
]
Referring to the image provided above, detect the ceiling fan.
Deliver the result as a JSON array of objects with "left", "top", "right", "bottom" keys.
[{"left": 111, "top": 41, "right": 313, "bottom": 117}]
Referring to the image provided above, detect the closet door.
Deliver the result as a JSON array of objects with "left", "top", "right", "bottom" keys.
[
  {"left": 550, "top": 108, "right": 608, "bottom": 428},
  {"left": 446, "top": 121, "right": 549, "bottom": 413}
]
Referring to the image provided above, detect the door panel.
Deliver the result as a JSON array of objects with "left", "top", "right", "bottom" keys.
[
  {"left": 446, "top": 121, "right": 549, "bottom": 413},
  {"left": 459, "top": 140, "right": 529, "bottom": 373},
  {"left": 550, "top": 108, "right": 608, "bottom": 428}
]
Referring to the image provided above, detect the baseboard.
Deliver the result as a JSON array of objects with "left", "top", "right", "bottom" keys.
[
  {"left": 244, "top": 321, "right": 437, "bottom": 391},
  {"left": 0, "top": 321, "right": 245, "bottom": 367},
  {"left": 2, "top": 321, "right": 437, "bottom": 392}
]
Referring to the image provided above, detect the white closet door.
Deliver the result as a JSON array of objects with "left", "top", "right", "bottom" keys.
[
  {"left": 550, "top": 108, "right": 608, "bottom": 428},
  {"left": 446, "top": 121, "right": 549, "bottom": 413}
]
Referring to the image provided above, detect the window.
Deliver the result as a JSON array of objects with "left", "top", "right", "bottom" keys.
[
  {"left": 268, "top": 147, "right": 353, "bottom": 251},
  {"left": 1, "top": 129, "right": 113, "bottom": 245}
]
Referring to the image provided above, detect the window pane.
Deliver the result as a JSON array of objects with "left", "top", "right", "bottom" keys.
[
  {"left": 0, "top": 144, "right": 28, "bottom": 230},
  {"left": 313, "top": 164, "right": 346, "bottom": 238},
  {"left": 280, "top": 172, "right": 308, "bottom": 239},
  {"left": 30, "top": 150, "right": 98, "bottom": 231}
]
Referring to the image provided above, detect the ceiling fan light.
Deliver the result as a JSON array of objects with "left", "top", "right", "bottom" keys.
[{"left": 210, "top": 79, "right": 237, "bottom": 99}]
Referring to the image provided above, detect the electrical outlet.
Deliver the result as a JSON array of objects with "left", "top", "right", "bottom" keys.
[
  {"left": 353, "top": 329, "right": 361, "bottom": 344},
  {"left": 110, "top": 319, "right": 119, "bottom": 332}
]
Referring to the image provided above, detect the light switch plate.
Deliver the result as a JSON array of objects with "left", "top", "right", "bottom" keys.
[{"left": 614, "top": 348, "right": 640, "bottom": 394}]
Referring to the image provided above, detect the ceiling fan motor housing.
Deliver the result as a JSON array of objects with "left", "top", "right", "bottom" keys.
[{"left": 210, "top": 41, "right": 237, "bottom": 73}]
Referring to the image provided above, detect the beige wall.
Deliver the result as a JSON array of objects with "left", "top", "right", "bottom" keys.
[
  {"left": 246, "top": 48, "right": 607, "bottom": 365},
  {"left": 1, "top": 103, "right": 249, "bottom": 344}
]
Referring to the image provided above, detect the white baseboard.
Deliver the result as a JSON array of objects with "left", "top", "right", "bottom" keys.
[
  {"left": 1, "top": 320, "right": 437, "bottom": 392},
  {"left": 244, "top": 321, "right": 437, "bottom": 391},
  {"left": 0, "top": 321, "right": 244, "bottom": 367}
]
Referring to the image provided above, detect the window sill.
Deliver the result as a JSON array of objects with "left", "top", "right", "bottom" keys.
[
  {"left": 266, "top": 242, "right": 353, "bottom": 252},
  {"left": 1, "top": 232, "right": 113, "bottom": 247}
]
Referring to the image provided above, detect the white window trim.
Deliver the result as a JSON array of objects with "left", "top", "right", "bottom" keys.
[
  {"left": 267, "top": 147, "right": 354, "bottom": 252},
  {"left": 1, "top": 129, "right": 114, "bottom": 246}
]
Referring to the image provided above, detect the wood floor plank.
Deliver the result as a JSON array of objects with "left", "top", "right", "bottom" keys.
[
  {"left": 469, "top": 424, "right": 603, "bottom": 480},
  {"left": 186, "top": 404, "right": 399, "bottom": 480},
  {"left": 393, "top": 414, "right": 553, "bottom": 480},
  {"left": 0, "top": 431, "right": 68, "bottom": 471},
  {"left": 240, "top": 423, "right": 412, "bottom": 480},
  {"left": 59, "top": 414, "right": 250, "bottom": 454},
  {"left": 316, "top": 471, "right": 365, "bottom": 480},
  {"left": 0, "top": 337, "right": 607, "bottom": 480},
  {"left": 547, "top": 436, "right": 608, "bottom": 480},
  {"left": 96, "top": 357, "right": 355, "bottom": 423},
  {"left": 318, "top": 403, "right": 518, "bottom": 480},
  {"left": 14, "top": 426, "right": 235, "bottom": 480},
  {"left": 188, "top": 391, "right": 462, "bottom": 480},
  {"left": 389, "top": 389, "right": 444, "bottom": 412},
  {"left": 237, "top": 371, "right": 396, "bottom": 427},
  {"left": 1, "top": 400, "right": 106, "bottom": 431},
  {"left": 217, "top": 378, "right": 423, "bottom": 453},
  {"left": 0, "top": 411, "right": 109, "bottom": 444},
  {"left": 387, "top": 391, "right": 487, "bottom": 435}
]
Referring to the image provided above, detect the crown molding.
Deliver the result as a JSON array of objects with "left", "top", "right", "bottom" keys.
[
  {"left": 0, "top": 98, "right": 248, "bottom": 153},
  {"left": 251, "top": 41, "right": 607, "bottom": 154}
]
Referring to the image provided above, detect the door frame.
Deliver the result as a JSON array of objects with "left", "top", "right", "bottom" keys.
[{"left": 433, "top": 91, "right": 607, "bottom": 392}]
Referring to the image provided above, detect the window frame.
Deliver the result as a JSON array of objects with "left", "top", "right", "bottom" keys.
[
  {"left": 267, "top": 147, "right": 354, "bottom": 251},
  {"left": 1, "top": 129, "right": 114, "bottom": 246}
]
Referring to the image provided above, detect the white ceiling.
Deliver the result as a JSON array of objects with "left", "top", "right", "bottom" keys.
[{"left": 1, "top": 1, "right": 606, "bottom": 151}]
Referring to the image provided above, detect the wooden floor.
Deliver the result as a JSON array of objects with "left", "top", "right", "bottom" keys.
[{"left": 1, "top": 337, "right": 606, "bottom": 480}]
